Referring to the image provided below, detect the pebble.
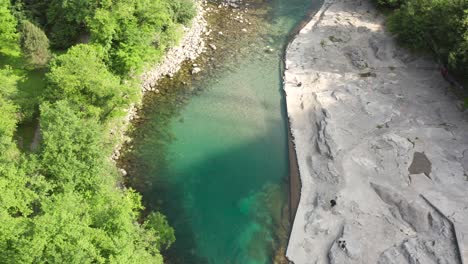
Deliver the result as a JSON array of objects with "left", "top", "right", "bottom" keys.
[{"left": 192, "top": 67, "right": 202, "bottom": 74}]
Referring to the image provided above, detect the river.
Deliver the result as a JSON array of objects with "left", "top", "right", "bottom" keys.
[{"left": 123, "top": 0, "right": 319, "bottom": 263}]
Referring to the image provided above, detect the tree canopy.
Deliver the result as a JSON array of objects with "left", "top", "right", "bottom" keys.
[
  {"left": 0, "top": 0, "right": 196, "bottom": 262},
  {"left": 377, "top": 0, "right": 468, "bottom": 83},
  {"left": 20, "top": 20, "right": 50, "bottom": 68},
  {"left": 0, "top": 0, "right": 19, "bottom": 56},
  {"left": 44, "top": 44, "right": 135, "bottom": 120}
]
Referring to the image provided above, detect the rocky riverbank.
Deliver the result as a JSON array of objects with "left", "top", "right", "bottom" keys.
[
  {"left": 284, "top": 0, "right": 468, "bottom": 263},
  {"left": 141, "top": 2, "right": 207, "bottom": 92},
  {"left": 111, "top": 1, "right": 207, "bottom": 161}
]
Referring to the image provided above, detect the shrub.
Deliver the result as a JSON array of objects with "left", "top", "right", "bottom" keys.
[
  {"left": 170, "top": 0, "right": 197, "bottom": 25},
  {"left": 143, "top": 212, "right": 176, "bottom": 251},
  {"left": 20, "top": 20, "right": 50, "bottom": 68},
  {"left": 386, "top": 0, "right": 468, "bottom": 83},
  {"left": 376, "top": 0, "right": 405, "bottom": 9}
]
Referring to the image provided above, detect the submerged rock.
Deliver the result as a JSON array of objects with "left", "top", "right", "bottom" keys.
[{"left": 191, "top": 67, "right": 202, "bottom": 74}]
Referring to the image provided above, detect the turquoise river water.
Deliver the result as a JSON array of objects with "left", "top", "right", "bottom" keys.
[{"left": 124, "top": 0, "right": 319, "bottom": 263}]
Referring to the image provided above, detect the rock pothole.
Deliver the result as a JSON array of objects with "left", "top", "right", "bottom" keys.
[{"left": 408, "top": 152, "right": 432, "bottom": 177}]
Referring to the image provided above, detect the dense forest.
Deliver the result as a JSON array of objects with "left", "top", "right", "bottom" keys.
[
  {"left": 376, "top": 0, "right": 468, "bottom": 85},
  {"left": 0, "top": 0, "right": 195, "bottom": 262}
]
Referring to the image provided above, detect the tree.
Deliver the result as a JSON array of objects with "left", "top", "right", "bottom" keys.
[
  {"left": 386, "top": 0, "right": 468, "bottom": 83},
  {"left": 143, "top": 212, "right": 176, "bottom": 251},
  {"left": 20, "top": 20, "right": 51, "bottom": 68},
  {"left": 0, "top": 69, "right": 49, "bottom": 263},
  {"left": 448, "top": 10, "right": 468, "bottom": 81},
  {"left": 88, "top": 0, "right": 177, "bottom": 75},
  {"left": 0, "top": 1, "right": 186, "bottom": 263},
  {"left": 18, "top": 101, "right": 168, "bottom": 262},
  {"left": 0, "top": 67, "right": 19, "bottom": 159},
  {"left": 39, "top": 100, "right": 105, "bottom": 191},
  {"left": 0, "top": 0, "right": 19, "bottom": 56},
  {"left": 45, "top": 0, "right": 97, "bottom": 48},
  {"left": 169, "top": 0, "right": 196, "bottom": 25},
  {"left": 44, "top": 44, "right": 136, "bottom": 120}
]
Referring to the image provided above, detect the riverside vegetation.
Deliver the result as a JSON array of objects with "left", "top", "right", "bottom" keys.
[
  {"left": 376, "top": 0, "right": 468, "bottom": 85},
  {"left": 0, "top": 0, "right": 195, "bottom": 262}
]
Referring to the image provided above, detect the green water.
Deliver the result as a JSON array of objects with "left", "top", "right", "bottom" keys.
[{"left": 126, "top": 0, "right": 319, "bottom": 263}]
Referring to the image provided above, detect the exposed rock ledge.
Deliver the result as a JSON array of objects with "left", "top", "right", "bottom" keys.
[{"left": 284, "top": 0, "right": 468, "bottom": 263}]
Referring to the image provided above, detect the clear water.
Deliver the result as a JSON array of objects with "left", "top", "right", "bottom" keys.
[{"left": 126, "top": 0, "right": 319, "bottom": 263}]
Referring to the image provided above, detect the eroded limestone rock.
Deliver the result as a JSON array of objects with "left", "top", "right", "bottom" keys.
[{"left": 284, "top": 0, "right": 468, "bottom": 263}]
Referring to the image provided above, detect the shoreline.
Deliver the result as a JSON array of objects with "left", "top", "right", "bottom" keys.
[
  {"left": 111, "top": 0, "right": 207, "bottom": 162},
  {"left": 281, "top": 0, "right": 325, "bottom": 230},
  {"left": 283, "top": 0, "right": 468, "bottom": 263},
  {"left": 287, "top": 128, "right": 301, "bottom": 221},
  {"left": 122, "top": 1, "right": 318, "bottom": 262}
]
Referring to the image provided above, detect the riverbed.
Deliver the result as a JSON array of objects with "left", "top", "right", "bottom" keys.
[{"left": 123, "top": 0, "right": 320, "bottom": 263}]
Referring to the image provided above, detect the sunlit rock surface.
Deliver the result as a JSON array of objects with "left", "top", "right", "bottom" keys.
[{"left": 284, "top": 0, "right": 468, "bottom": 263}]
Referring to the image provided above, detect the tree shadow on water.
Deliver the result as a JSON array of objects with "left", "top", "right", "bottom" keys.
[{"left": 127, "top": 128, "right": 290, "bottom": 264}]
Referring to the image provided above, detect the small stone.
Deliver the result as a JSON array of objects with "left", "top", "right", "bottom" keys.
[
  {"left": 209, "top": 44, "right": 217, "bottom": 50},
  {"left": 192, "top": 67, "right": 202, "bottom": 74},
  {"left": 242, "top": 28, "right": 247, "bottom": 32},
  {"left": 264, "top": 46, "right": 274, "bottom": 53}
]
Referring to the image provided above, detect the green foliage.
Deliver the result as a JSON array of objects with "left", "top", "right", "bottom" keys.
[
  {"left": 0, "top": 100, "right": 168, "bottom": 263},
  {"left": 376, "top": 0, "right": 404, "bottom": 9},
  {"left": 386, "top": 0, "right": 431, "bottom": 50},
  {"left": 447, "top": 10, "right": 468, "bottom": 80},
  {"left": 39, "top": 100, "right": 105, "bottom": 191},
  {"left": 1, "top": 183, "right": 165, "bottom": 263},
  {"left": 45, "top": 0, "right": 97, "bottom": 48},
  {"left": 170, "top": 0, "right": 197, "bottom": 25},
  {"left": 0, "top": 0, "right": 20, "bottom": 56},
  {"left": 0, "top": 67, "right": 20, "bottom": 158},
  {"left": 0, "top": 68, "right": 49, "bottom": 264},
  {"left": 44, "top": 44, "right": 136, "bottom": 120},
  {"left": 381, "top": 0, "right": 468, "bottom": 83},
  {"left": 143, "top": 212, "right": 176, "bottom": 250},
  {"left": 0, "top": 0, "right": 191, "bottom": 262},
  {"left": 20, "top": 0, "right": 196, "bottom": 75},
  {"left": 20, "top": 20, "right": 51, "bottom": 68},
  {"left": 15, "top": 68, "right": 47, "bottom": 122},
  {"left": 88, "top": 0, "right": 179, "bottom": 75}
]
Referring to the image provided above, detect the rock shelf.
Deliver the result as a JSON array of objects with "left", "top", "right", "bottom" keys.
[{"left": 284, "top": 0, "right": 468, "bottom": 263}]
